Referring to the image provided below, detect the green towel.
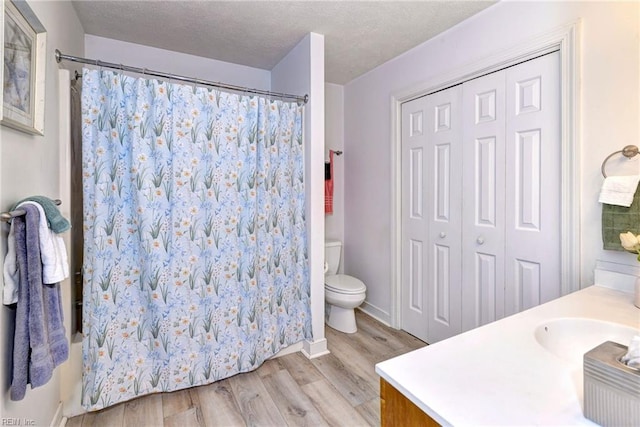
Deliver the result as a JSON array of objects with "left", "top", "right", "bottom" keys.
[
  {"left": 12, "top": 196, "right": 71, "bottom": 234},
  {"left": 602, "top": 186, "right": 640, "bottom": 250}
]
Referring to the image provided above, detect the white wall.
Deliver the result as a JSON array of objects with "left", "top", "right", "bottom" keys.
[
  {"left": 0, "top": 0, "right": 84, "bottom": 425},
  {"left": 272, "top": 33, "right": 328, "bottom": 357},
  {"left": 324, "top": 83, "right": 344, "bottom": 272},
  {"left": 85, "top": 35, "right": 271, "bottom": 90},
  {"left": 344, "top": 1, "right": 640, "bottom": 324}
]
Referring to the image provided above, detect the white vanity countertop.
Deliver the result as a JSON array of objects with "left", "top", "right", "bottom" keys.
[{"left": 375, "top": 285, "right": 640, "bottom": 426}]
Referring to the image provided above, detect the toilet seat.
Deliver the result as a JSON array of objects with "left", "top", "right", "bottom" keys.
[{"left": 325, "top": 274, "right": 366, "bottom": 295}]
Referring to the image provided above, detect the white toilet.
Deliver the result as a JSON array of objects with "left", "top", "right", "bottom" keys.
[{"left": 324, "top": 240, "right": 366, "bottom": 333}]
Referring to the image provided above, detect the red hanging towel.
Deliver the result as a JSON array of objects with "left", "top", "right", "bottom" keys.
[{"left": 325, "top": 150, "right": 334, "bottom": 214}]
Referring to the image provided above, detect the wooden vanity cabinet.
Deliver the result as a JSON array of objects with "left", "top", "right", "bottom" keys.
[{"left": 380, "top": 378, "right": 440, "bottom": 426}]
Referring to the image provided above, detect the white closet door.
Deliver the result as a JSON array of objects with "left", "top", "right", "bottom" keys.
[
  {"left": 400, "top": 52, "right": 560, "bottom": 343},
  {"left": 461, "top": 71, "right": 507, "bottom": 331},
  {"left": 400, "top": 96, "right": 429, "bottom": 341},
  {"left": 425, "top": 86, "right": 463, "bottom": 343},
  {"left": 504, "top": 52, "right": 561, "bottom": 315},
  {"left": 400, "top": 85, "right": 462, "bottom": 343}
]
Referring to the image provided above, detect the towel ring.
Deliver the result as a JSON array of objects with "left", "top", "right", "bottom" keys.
[{"left": 601, "top": 145, "right": 639, "bottom": 178}]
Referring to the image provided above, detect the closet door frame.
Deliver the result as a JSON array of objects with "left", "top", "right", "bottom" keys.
[{"left": 389, "top": 21, "right": 581, "bottom": 329}]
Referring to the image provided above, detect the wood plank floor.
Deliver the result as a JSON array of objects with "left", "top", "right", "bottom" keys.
[{"left": 67, "top": 311, "right": 426, "bottom": 427}]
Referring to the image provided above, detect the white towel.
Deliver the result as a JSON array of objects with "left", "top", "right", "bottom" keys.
[
  {"left": 19, "top": 202, "right": 69, "bottom": 285},
  {"left": 3, "top": 220, "right": 19, "bottom": 304},
  {"left": 598, "top": 175, "right": 640, "bottom": 207}
]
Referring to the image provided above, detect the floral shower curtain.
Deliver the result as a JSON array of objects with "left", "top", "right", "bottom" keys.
[{"left": 80, "top": 68, "right": 310, "bottom": 410}]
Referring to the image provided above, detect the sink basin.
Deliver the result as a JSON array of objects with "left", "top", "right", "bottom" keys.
[{"left": 534, "top": 318, "right": 639, "bottom": 365}]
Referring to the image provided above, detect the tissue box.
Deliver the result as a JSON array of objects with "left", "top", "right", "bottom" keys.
[{"left": 583, "top": 341, "right": 640, "bottom": 426}]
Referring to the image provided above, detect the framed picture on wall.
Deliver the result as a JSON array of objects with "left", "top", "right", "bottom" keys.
[{"left": 2, "top": 0, "right": 46, "bottom": 135}]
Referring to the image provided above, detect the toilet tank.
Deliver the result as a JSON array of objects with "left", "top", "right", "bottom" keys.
[{"left": 324, "top": 240, "right": 342, "bottom": 275}]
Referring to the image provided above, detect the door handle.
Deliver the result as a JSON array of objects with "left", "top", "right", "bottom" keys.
[
  {"left": 476, "top": 236, "right": 485, "bottom": 245},
  {"left": 439, "top": 232, "right": 447, "bottom": 238}
]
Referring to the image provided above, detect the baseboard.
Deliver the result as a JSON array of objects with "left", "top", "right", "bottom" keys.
[
  {"left": 50, "top": 402, "right": 64, "bottom": 427},
  {"left": 302, "top": 337, "right": 330, "bottom": 359},
  {"left": 358, "top": 301, "right": 391, "bottom": 326}
]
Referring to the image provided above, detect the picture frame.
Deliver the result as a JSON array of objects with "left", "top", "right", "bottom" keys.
[{"left": 2, "top": 0, "right": 46, "bottom": 135}]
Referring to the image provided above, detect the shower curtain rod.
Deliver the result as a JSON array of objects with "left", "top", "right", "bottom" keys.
[{"left": 55, "top": 49, "right": 309, "bottom": 105}]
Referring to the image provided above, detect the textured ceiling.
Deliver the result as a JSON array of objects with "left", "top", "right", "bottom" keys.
[{"left": 71, "top": 1, "right": 496, "bottom": 84}]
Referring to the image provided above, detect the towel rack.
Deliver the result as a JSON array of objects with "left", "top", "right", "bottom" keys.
[
  {"left": 601, "top": 145, "right": 639, "bottom": 178},
  {"left": 0, "top": 200, "right": 62, "bottom": 222}
]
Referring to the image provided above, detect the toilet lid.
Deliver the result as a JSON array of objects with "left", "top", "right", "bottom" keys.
[{"left": 325, "top": 274, "right": 366, "bottom": 294}]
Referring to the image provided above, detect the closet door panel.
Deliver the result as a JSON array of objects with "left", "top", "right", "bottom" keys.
[
  {"left": 476, "top": 136, "right": 498, "bottom": 225},
  {"left": 474, "top": 253, "right": 497, "bottom": 326},
  {"left": 401, "top": 97, "right": 430, "bottom": 341},
  {"left": 515, "top": 129, "right": 542, "bottom": 230},
  {"left": 426, "top": 86, "right": 463, "bottom": 343},
  {"left": 461, "top": 71, "right": 506, "bottom": 332},
  {"left": 504, "top": 52, "right": 561, "bottom": 316}
]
